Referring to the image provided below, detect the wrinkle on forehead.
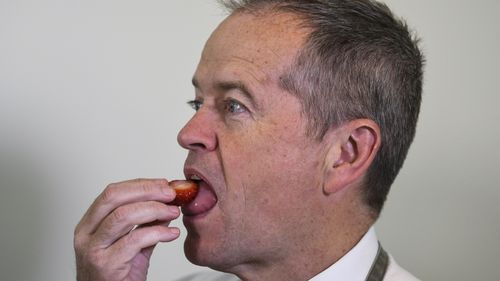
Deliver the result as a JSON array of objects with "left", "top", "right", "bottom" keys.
[{"left": 200, "top": 10, "right": 310, "bottom": 84}]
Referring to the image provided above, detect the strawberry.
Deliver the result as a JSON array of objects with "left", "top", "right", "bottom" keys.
[{"left": 169, "top": 180, "right": 200, "bottom": 206}]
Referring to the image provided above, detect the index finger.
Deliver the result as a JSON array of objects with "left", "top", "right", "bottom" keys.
[{"left": 76, "top": 178, "right": 176, "bottom": 235}]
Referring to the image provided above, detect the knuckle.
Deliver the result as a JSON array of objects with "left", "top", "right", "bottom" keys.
[
  {"left": 101, "top": 183, "right": 119, "bottom": 204},
  {"left": 138, "top": 180, "right": 159, "bottom": 195},
  {"left": 110, "top": 206, "right": 129, "bottom": 225},
  {"left": 74, "top": 226, "right": 89, "bottom": 252}
]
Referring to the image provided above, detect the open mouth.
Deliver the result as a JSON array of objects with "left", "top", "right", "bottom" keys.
[{"left": 181, "top": 174, "right": 218, "bottom": 216}]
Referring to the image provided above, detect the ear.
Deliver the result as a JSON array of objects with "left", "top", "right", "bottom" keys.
[{"left": 323, "top": 119, "right": 381, "bottom": 195}]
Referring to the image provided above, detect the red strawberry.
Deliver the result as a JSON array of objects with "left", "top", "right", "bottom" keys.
[{"left": 169, "top": 180, "right": 200, "bottom": 206}]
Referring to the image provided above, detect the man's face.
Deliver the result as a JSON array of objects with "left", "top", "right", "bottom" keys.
[{"left": 177, "top": 12, "right": 331, "bottom": 271}]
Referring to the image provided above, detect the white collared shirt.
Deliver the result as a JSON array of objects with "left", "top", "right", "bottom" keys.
[{"left": 309, "top": 227, "right": 379, "bottom": 281}]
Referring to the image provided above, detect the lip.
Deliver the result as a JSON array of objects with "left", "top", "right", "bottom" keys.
[
  {"left": 182, "top": 167, "right": 218, "bottom": 216},
  {"left": 183, "top": 167, "right": 212, "bottom": 189}
]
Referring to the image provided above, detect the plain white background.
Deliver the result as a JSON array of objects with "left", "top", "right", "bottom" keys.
[{"left": 0, "top": 1, "right": 499, "bottom": 280}]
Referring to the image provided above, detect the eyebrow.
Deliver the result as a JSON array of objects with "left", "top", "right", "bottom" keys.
[{"left": 191, "top": 77, "right": 259, "bottom": 110}]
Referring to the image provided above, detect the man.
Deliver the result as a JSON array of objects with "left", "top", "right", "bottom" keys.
[{"left": 74, "top": 0, "right": 424, "bottom": 280}]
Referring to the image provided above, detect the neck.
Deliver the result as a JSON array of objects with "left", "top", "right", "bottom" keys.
[{"left": 224, "top": 200, "right": 374, "bottom": 281}]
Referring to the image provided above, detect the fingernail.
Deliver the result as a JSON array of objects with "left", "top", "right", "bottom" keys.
[
  {"left": 171, "top": 227, "right": 180, "bottom": 235},
  {"left": 170, "top": 206, "right": 180, "bottom": 216}
]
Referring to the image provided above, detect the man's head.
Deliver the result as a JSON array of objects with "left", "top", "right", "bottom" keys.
[
  {"left": 220, "top": 0, "right": 424, "bottom": 216},
  {"left": 177, "top": 0, "right": 423, "bottom": 278}
]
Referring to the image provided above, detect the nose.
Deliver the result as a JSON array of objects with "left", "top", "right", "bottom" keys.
[{"left": 177, "top": 110, "right": 217, "bottom": 152}]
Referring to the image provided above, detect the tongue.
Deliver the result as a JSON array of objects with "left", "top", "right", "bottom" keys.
[{"left": 181, "top": 183, "right": 217, "bottom": 216}]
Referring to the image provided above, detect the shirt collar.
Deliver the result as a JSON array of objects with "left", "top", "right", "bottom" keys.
[{"left": 309, "top": 227, "right": 379, "bottom": 281}]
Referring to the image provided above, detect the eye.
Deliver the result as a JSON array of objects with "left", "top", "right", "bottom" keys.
[
  {"left": 224, "top": 99, "right": 247, "bottom": 114},
  {"left": 187, "top": 100, "right": 202, "bottom": 111}
]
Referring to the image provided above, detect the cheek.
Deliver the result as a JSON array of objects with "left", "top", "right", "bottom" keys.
[
  {"left": 223, "top": 132, "right": 318, "bottom": 211},
  {"left": 217, "top": 113, "right": 321, "bottom": 203},
  {"left": 212, "top": 127, "right": 326, "bottom": 257}
]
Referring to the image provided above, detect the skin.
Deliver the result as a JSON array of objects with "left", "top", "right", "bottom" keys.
[
  {"left": 74, "top": 9, "right": 381, "bottom": 281},
  {"left": 178, "top": 11, "right": 380, "bottom": 281},
  {"left": 74, "top": 179, "right": 181, "bottom": 281},
  {"left": 179, "top": 11, "right": 329, "bottom": 278}
]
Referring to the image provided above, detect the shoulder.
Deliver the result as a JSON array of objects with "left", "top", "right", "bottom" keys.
[
  {"left": 383, "top": 254, "right": 421, "bottom": 281},
  {"left": 174, "top": 270, "right": 239, "bottom": 281}
]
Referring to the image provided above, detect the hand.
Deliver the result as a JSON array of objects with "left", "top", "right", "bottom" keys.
[{"left": 74, "top": 179, "right": 181, "bottom": 281}]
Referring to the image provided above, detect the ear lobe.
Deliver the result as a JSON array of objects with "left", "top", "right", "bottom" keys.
[{"left": 323, "top": 119, "right": 381, "bottom": 195}]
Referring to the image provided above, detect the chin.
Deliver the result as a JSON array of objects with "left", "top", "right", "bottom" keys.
[
  {"left": 183, "top": 234, "right": 236, "bottom": 272},
  {"left": 183, "top": 235, "right": 204, "bottom": 265},
  {"left": 184, "top": 232, "right": 215, "bottom": 265}
]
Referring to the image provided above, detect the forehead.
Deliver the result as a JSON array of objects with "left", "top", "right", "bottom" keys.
[{"left": 197, "top": 11, "right": 309, "bottom": 85}]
